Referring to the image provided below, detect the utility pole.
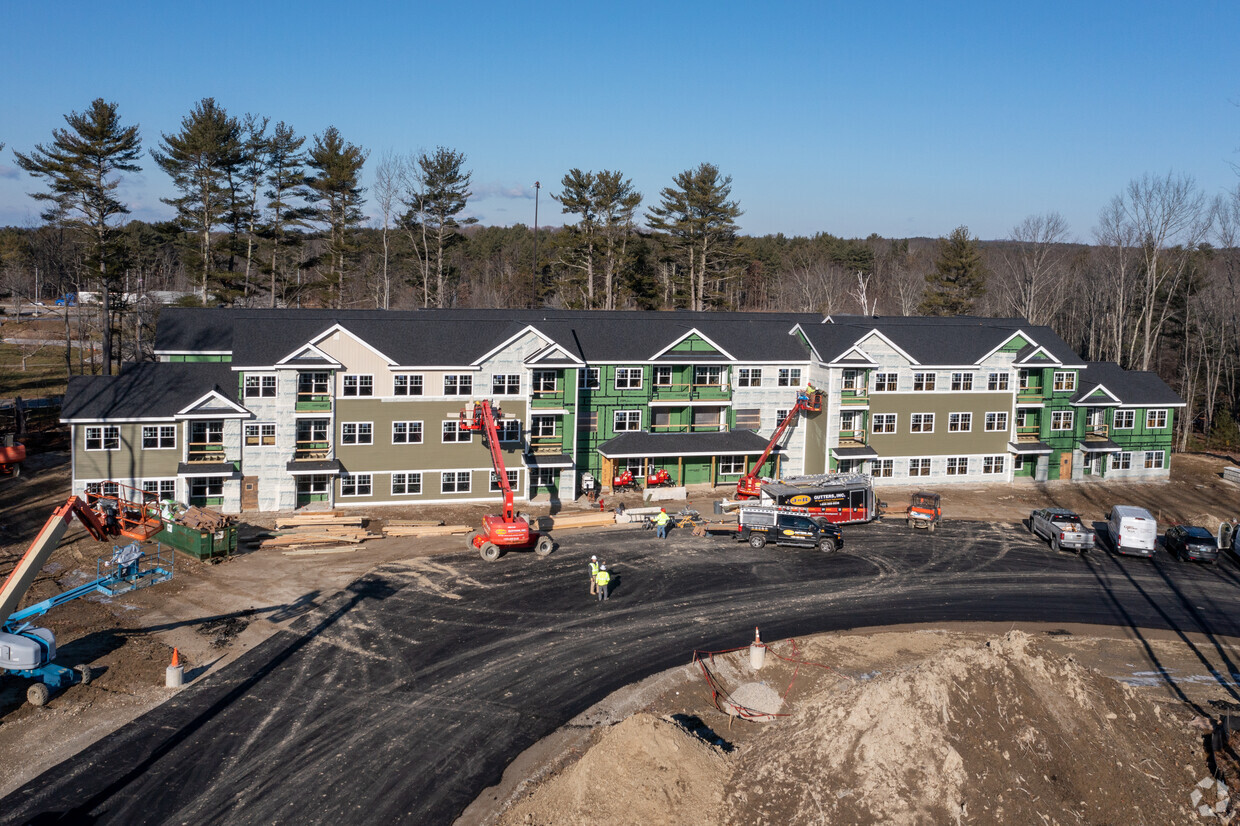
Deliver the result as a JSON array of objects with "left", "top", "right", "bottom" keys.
[{"left": 532, "top": 181, "right": 540, "bottom": 309}]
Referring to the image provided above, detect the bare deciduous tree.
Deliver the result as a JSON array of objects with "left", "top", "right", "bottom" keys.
[{"left": 994, "top": 212, "right": 1071, "bottom": 325}]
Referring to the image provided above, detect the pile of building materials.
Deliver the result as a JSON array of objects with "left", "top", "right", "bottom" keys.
[
  {"left": 542, "top": 512, "right": 616, "bottom": 531},
  {"left": 176, "top": 506, "right": 232, "bottom": 532},
  {"left": 382, "top": 520, "right": 472, "bottom": 538},
  {"left": 1224, "top": 466, "right": 1240, "bottom": 485},
  {"left": 259, "top": 512, "right": 381, "bottom": 553}
]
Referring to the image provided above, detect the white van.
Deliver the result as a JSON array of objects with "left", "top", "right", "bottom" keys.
[{"left": 1106, "top": 505, "right": 1158, "bottom": 557}]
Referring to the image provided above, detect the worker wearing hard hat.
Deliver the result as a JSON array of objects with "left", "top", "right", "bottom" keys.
[
  {"left": 595, "top": 564, "right": 611, "bottom": 601},
  {"left": 654, "top": 508, "right": 671, "bottom": 539},
  {"left": 588, "top": 555, "right": 600, "bottom": 595}
]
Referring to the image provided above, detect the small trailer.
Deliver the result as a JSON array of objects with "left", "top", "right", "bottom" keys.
[{"left": 756, "top": 474, "right": 881, "bottom": 525}]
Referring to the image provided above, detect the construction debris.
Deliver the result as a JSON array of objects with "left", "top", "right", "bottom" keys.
[
  {"left": 177, "top": 506, "right": 232, "bottom": 532},
  {"left": 544, "top": 512, "right": 616, "bottom": 531},
  {"left": 384, "top": 519, "right": 445, "bottom": 528},
  {"left": 259, "top": 514, "right": 380, "bottom": 551}
]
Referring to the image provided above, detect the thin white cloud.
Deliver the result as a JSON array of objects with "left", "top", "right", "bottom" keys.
[
  {"left": 472, "top": 182, "right": 534, "bottom": 200},
  {"left": 0, "top": 164, "right": 19, "bottom": 180}
]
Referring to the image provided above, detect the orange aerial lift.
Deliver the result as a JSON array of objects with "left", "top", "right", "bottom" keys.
[
  {"left": 459, "top": 401, "right": 555, "bottom": 562},
  {"left": 735, "top": 387, "right": 823, "bottom": 500},
  {"left": 1, "top": 482, "right": 168, "bottom": 704}
]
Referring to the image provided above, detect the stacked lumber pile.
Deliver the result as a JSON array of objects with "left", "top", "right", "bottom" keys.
[
  {"left": 547, "top": 512, "right": 616, "bottom": 531},
  {"left": 1224, "top": 467, "right": 1240, "bottom": 485},
  {"left": 383, "top": 520, "right": 472, "bottom": 537},
  {"left": 259, "top": 512, "right": 381, "bottom": 552},
  {"left": 178, "top": 506, "right": 232, "bottom": 531}
]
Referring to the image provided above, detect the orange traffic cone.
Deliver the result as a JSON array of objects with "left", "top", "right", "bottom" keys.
[{"left": 170, "top": 648, "right": 180, "bottom": 667}]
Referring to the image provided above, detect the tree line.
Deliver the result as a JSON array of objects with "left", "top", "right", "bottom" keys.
[{"left": 1, "top": 97, "right": 1238, "bottom": 449}]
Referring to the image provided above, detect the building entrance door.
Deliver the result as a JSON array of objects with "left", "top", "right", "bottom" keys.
[
  {"left": 1059, "top": 452, "right": 1072, "bottom": 479},
  {"left": 241, "top": 476, "right": 258, "bottom": 510}
]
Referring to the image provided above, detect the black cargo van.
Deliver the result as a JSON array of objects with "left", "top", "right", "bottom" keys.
[{"left": 736, "top": 508, "right": 843, "bottom": 551}]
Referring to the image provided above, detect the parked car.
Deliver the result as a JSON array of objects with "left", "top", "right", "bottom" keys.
[
  {"left": 736, "top": 507, "right": 843, "bottom": 552},
  {"left": 1164, "top": 525, "right": 1218, "bottom": 563},
  {"left": 55, "top": 294, "right": 77, "bottom": 307},
  {"left": 1028, "top": 508, "right": 1096, "bottom": 553},
  {"left": 1106, "top": 505, "right": 1158, "bottom": 557}
]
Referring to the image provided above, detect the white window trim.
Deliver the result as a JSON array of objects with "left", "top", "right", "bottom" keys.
[
  {"left": 950, "top": 372, "right": 974, "bottom": 392},
  {"left": 947, "top": 412, "right": 972, "bottom": 433},
  {"left": 342, "top": 374, "right": 375, "bottom": 397},
  {"left": 244, "top": 374, "right": 277, "bottom": 398},
  {"left": 984, "top": 412, "right": 1009, "bottom": 432},
  {"left": 85, "top": 425, "right": 121, "bottom": 451},
  {"left": 142, "top": 424, "right": 177, "bottom": 450},
  {"left": 489, "top": 470, "right": 520, "bottom": 493},
  {"left": 614, "top": 367, "right": 644, "bottom": 391},
  {"left": 1053, "top": 371, "right": 1076, "bottom": 392},
  {"left": 1051, "top": 410, "right": 1075, "bottom": 431},
  {"left": 908, "top": 458, "right": 932, "bottom": 477},
  {"left": 1111, "top": 452, "right": 1132, "bottom": 470},
  {"left": 340, "top": 473, "right": 373, "bottom": 497},
  {"left": 1145, "top": 450, "right": 1165, "bottom": 469},
  {"left": 341, "top": 421, "right": 374, "bottom": 445},
  {"left": 393, "top": 374, "right": 425, "bottom": 396},
  {"left": 492, "top": 373, "right": 523, "bottom": 396},
  {"left": 873, "top": 372, "right": 898, "bottom": 392},
  {"left": 582, "top": 368, "right": 601, "bottom": 390},
  {"left": 440, "top": 470, "right": 472, "bottom": 494},
  {"left": 738, "top": 368, "right": 762, "bottom": 387},
  {"left": 982, "top": 455, "right": 1006, "bottom": 474},
  {"left": 945, "top": 457, "right": 969, "bottom": 475},
  {"left": 391, "top": 471, "right": 423, "bottom": 496},
  {"left": 392, "top": 421, "right": 424, "bottom": 445},
  {"left": 910, "top": 413, "right": 935, "bottom": 434},
  {"left": 613, "top": 409, "right": 642, "bottom": 431},
  {"left": 441, "top": 420, "right": 472, "bottom": 444},
  {"left": 443, "top": 374, "right": 474, "bottom": 396},
  {"left": 872, "top": 413, "right": 897, "bottom": 434},
  {"left": 1113, "top": 410, "right": 1135, "bottom": 430},
  {"left": 497, "top": 420, "right": 521, "bottom": 442},
  {"left": 1146, "top": 409, "right": 1168, "bottom": 429},
  {"left": 777, "top": 368, "right": 803, "bottom": 387},
  {"left": 987, "top": 372, "right": 1010, "bottom": 391},
  {"left": 913, "top": 372, "right": 936, "bottom": 391}
]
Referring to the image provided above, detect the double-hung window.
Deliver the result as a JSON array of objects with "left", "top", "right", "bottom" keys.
[
  {"left": 777, "top": 368, "right": 802, "bottom": 387},
  {"left": 441, "top": 421, "right": 472, "bottom": 443},
  {"left": 244, "top": 375, "right": 276, "bottom": 398},
  {"left": 391, "top": 472, "right": 422, "bottom": 495},
  {"left": 872, "top": 459, "right": 893, "bottom": 478},
  {"left": 341, "top": 422, "right": 373, "bottom": 445},
  {"left": 394, "top": 374, "right": 423, "bottom": 396},
  {"left": 343, "top": 375, "right": 373, "bottom": 396},
  {"left": 533, "top": 371, "right": 558, "bottom": 393},
  {"left": 1051, "top": 411, "right": 1074, "bottom": 431},
  {"left": 951, "top": 372, "right": 973, "bottom": 391},
  {"left": 654, "top": 366, "right": 674, "bottom": 387},
  {"left": 984, "top": 412, "right": 1009, "bottom": 432},
  {"left": 582, "top": 368, "right": 600, "bottom": 389},
  {"left": 489, "top": 470, "right": 519, "bottom": 492},
  {"left": 1111, "top": 452, "right": 1132, "bottom": 470},
  {"left": 694, "top": 366, "right": 723, "bottom": 386},
  {"left": 1144, "top": 450, "right": 1165, "bottom": 469},
  {"left": 493, "top": 374, "right": 521, "bottom": 395},
  {"left": 244, "top": 423, "right": 276, "bottom": 446},
  {"left": 531, "top": 416, "right": 556, "bottom": 438},
  {"left": 441, "top": 471, "right": 471, "bottom": 493},
  {"left": 340, "top": 473, "right": 372, "bottom": 496},
  {"left": 1113, "top": 410, "right": 1135, "bottom": 430},
  {"left": 391, "top": 421, "right": 423, "bottom": 444},
  {"left": 874, "top": 372, "right": 897, "bottom": 392},
  {"left": 913, "top": 372, "right": 935, "bottom": 391},
  {"left": 613, "top": 410, "right": 641, "bottom": 431},
  {"left": 142, "top": 425, "right": 176, "bottom": 449},
  {"left": 738, "top": 368, "right": 762, "bottom": 387},
  {"left": 718, "top": 455, "right": 745, "bottom": 475},
  {"left": 143, "top": 479, "right": 177, "bottom": 499},
  {"left": 497, "top": 420, "right": 521, "bottom": 442},
  {"left": 983, "top": 456, "right": 1005, "bottom": 474},
  {"left": 872, "top": 414, "right": 896, "bottom": 434},
  {"left": 1053, "top": 372, "right": 1076, "bottom": 392},
  {"left": 946, "top": 457, "right": 968, "bottom": 475},
  {"left": 987, "top": 372, "right": 1010, "bottom": 391},
  {"left": 908, "top": 458, "right": 931, "bottom": 477},
  {"left": 948, "top": 413, "right": 972, "bottom": 433},
  {"left": 615, "top": 368, "right": 643, "bottom": 390},
  {"left": 1146, "top": 409, "right": 1167, "bottom": 429},
  {"left": 443, "top": 374, "right": 473, "bottom": 395},
  {"left": 85, "top": 426, "right": 120, "bottom": 451},
  {"left": 910, "top": 413, "right": 934, "bottom": 433}
]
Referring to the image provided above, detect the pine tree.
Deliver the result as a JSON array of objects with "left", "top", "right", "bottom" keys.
[
  {"left": 262, "top": 122, "right": 311, "bottom": 307},
  {"left": 647, "top": 163, "right": 741, "bottom": 310},
  {"left": 151, "top": 98, "right": 243, "bottom": 305},
  {"left": 305, "top": 126, "right": 367, "bottom": 309},
  {"left": 400, "top": 147, "right": 476, "bottom": 308},
  {"left": 919, "top": 225, "right": 988, "bottom": 316},
  {"left": 14, "top": 99, "right": 142, "bottom": 374}
]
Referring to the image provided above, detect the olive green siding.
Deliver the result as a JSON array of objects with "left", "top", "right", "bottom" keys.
[
  {"left": 74, "top": 422, "right": 181, "bottom": 479},
  {"left": 803, "top": 409, "right": 827, "bottom": 474},
  {"left": 334, "top": 399, "right": 526, "bottom": 472},
  {"left": 868, "top": 392, "right": 1012, "bottom": 456}
]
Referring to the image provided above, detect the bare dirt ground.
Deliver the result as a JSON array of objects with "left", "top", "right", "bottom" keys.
[
  {"left": 1, "top": 448, "right": 1238, "bottom": 804},
  {"left": 490, "top": 625, "right": 1239, "bottom": 826}
]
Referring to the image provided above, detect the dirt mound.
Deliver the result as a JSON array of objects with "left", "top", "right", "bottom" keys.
[
  {"left": 720, "top": 631, "right": 1196, "bottom": 825},
  {"left": 500, "top": 713, "right": 730, "bottom": 825}
]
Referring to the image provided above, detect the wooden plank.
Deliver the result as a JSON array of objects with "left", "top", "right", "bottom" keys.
[
  {"left": 274, "top": 517, "right": 364, "bottom": 528},
  {"left": 282, "top": 547, "right": 357, "bottom": 556},
  {"left": 383, "top": 519, "right": 444, "bottom": 527},
  {"left": 382, "top": 524, "right": 472, "bottom": 537}
]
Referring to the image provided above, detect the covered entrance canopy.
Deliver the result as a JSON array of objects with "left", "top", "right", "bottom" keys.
[{"left": 596, "top": 429, "right": 776, "bottom": 489}]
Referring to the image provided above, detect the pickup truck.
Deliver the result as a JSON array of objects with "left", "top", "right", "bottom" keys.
[{"left": 1029, "top": 508, "right": 1096, "bottom": 553}]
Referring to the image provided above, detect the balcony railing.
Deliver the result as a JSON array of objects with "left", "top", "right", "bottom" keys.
[
  {"left": 293, "top": 440, "right": 330, "bottom": 460},
  {"left": 1015, "top": 426, "right": 1042, "bottom": 444},
  {"left": 528, "top": 435, "right": 563, "bottom": 455},
  {"left": 1084, "top": 425, "right": 1110, "bottom": 440},
  {"left": 295, "top": 392, "right": 331, "bottom": 412},
  {"left": 187, "top": 442, "right": 226, "bottom": 463},
  {"left": 839, "top": 390, "right": 869, "bottom": 406},
  {"left": 650, "top": 383, "right": 730, "bottom": 402},
  {"left": 649, "top": 423, "right": 727, "bottom": 433},
  {"left": 838, "top": 429, "right": 867, "bottom": 446},
  {"left": 1016, "top": 388, "right": 1043, "bottom": 404}
]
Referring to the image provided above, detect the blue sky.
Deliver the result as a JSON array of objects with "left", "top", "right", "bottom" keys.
[{"left": 1, "top": 1, "right": 1237, "bottom": 241}]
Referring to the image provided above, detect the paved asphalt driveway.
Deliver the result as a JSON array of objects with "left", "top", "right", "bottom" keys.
[{"left": 7, "top": 519, "right": 1240, "bottom": 824}]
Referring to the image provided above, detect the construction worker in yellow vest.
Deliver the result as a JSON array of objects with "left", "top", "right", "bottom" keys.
[
  {"left": 595, "top": 564, "right": 611, "bottom": 601},
  {"left": 654, "top": 508, "right": 671, "bottom": 539},
  {"left": 588, "top": 555, "right": 600, "bottom": 595}
]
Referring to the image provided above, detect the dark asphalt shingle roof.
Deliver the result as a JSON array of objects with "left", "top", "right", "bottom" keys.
[
  {"left": 801, "top": 316, "right": 1081, "bottom": 367},
  {"left": 61, "top": 363, "right": 240, "bottom": 421},
  {"left": 1072, "top": 362, "right": 1184, "bottom": 406},
  {"left": 597, "top": 429, "right": 773, "bottom": 457}
]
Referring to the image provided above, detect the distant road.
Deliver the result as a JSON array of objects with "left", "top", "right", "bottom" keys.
[{"left": 5, "top": 520, "right": 1240, "bottom": 824}]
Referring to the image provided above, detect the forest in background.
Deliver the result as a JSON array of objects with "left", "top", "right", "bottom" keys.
[{"left": 2, "top": 97, "right": 1239, "bottom": 451}]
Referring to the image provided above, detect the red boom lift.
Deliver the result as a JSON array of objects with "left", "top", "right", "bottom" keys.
[
  {"left": 460, "top": 401, "right": 555, "bottom": 562},
  {"left": 735, "top": 387, "right": 823, "bottom": 500}
]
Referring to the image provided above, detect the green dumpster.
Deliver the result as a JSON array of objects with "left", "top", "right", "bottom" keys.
[{"left": 156, "top": 521, "right": 238, "bottom": 560}]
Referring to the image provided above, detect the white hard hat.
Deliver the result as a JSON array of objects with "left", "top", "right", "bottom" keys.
[
  {"left": 591, "top": 555, "right": 597, "bottom": 560},
  {"left": 600, "top": 564, "right": 607, "bottom": 570}
]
